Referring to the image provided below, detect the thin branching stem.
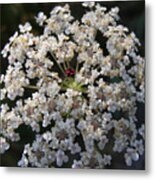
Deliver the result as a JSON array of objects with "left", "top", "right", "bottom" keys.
[
  {"left": 76, "top": 60, "right": 79, "bottom": 74},
  {"left": 66, "top": 61, "right": 70, "bottom": 68},
  {"left": 51, "top": 52, "right": 66, "bottom": 76}
]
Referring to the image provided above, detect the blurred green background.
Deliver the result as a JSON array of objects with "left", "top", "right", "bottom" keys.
[{"left": 0, "top": 1, "right": 145, "bottom": 169}]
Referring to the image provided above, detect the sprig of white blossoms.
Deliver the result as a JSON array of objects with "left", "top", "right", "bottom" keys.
[{"left": 0, "top": 2, "right": 145, "bottom": 168}]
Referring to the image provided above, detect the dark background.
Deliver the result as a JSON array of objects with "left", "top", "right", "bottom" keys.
[{"left": 0, "top": 1, "right": 145, "bottom": 169}]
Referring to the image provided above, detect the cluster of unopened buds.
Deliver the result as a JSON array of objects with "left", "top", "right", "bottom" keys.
[{"left": 0, "top": 2, "right": 145, "bottom": 168}]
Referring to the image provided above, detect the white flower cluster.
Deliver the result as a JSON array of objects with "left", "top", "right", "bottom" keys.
[{"left": 0, "top": 2, "right": 145, "bottom": 169}]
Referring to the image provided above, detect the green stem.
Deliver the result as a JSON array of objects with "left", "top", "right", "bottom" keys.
[
  {"left": 51, "top": 52, "right": 66, "bottom": 76},
  {"left": 66, "top": 61, "right": 70, "bottom": 68},
  {"left": 76, "top": 60, "right": 79, "bottom": 74},
  {"left": 63, "top": 61, "right": 68, "bottom": 70}
]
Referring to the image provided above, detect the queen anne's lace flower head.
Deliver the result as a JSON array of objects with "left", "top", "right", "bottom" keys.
[{"left": 0, "top": 2, "right": 145, "bottom": 168}]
